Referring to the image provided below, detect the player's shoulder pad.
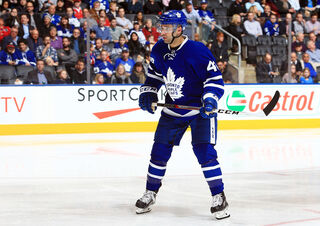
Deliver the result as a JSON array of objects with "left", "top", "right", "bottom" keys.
[{"left": 187, "top": 39, "right": 212, "bottom": 57}]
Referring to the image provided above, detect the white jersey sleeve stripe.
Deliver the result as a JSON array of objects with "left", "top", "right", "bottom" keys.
[
  {"left": 147, "top": 73, "right": 165, "bottom": 82},
  {"left": 204, "top": 75, "right": 223, "bottom": 84},
  {"left": 203, "top": 83, "right": 224, "bottom": 90}
]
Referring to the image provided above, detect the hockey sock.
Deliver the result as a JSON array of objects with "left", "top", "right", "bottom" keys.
[
  {"left": 201, "top": 159, "right": 224, "bottom": 196},
  {"left": 146, "top": 143, "right": 173, "bottom": 192}
]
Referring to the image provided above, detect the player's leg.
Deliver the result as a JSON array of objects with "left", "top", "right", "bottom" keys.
[
  {"left": 136, "top": 114, "right": 189, "bottom": 214},
  {"left": 190, "top": 115, "right": 230, "bottom": 220}
]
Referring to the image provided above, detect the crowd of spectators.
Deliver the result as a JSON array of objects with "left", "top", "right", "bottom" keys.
[{"left": 0, "top": 0, "right": 319, "bottom": 85}]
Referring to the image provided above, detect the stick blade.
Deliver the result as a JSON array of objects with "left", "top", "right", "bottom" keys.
[{"left": 263, "top": 90, "right": 280, "bottom": 116}]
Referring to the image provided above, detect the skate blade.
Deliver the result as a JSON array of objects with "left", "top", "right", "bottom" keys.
[
  {"left": 214, "top": 207, "right": 230, "bottom": 220},
  {"left": 136, "top": 207, "right": 152, "bottom": 214}
]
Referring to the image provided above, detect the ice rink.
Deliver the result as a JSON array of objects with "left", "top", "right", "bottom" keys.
[{"left": 0, "top": 128, "right": 320, "bottom": 226}]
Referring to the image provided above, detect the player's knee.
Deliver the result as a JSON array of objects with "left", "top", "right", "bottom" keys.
[
  {"left": 150, "top": 142, "right": 174, "bottom": 165},
  {"left": 192, "top": 143, "right": 217, "bottom": 165}
]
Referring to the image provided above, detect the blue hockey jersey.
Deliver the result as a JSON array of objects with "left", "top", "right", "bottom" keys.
[{"left": 142, "top": 36, "right": 224, "bottom": 118}]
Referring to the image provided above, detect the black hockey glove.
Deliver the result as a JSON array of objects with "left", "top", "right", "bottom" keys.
[
  {"left": 139, "top": 86, "right": 158, "bottom": 114},
  {"left": 200, "top": 94, "right": 218, "bottom": 119}
]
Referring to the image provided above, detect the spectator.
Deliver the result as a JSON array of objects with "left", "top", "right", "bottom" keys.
[
  {"left": 112, "top": 63, "right": 132, "bottom": 84},
  {"left": 210, "top": 32, "right": 229, "bottom": 66},
  {"left": 293, "top": 12, "right": 306, "bottom": 34},
  {"left": 128, "top": 0, "right": 143, "bottom": 14},
  {"left": 263, "top": 14, "right": 280, "bottom": 36},
  {"left": 143, "top": 0, "right": 162, "bottom": 14},
  {"left": 5, "top": 8, "right": 19, "bottom": 27},
  {"left": 182, "top": 3, "right": 202, "bottom": 39},
  {"left": 302, "top": 52, "right": 317, "bottom": 79},
  {"left": 217, "top": 60, "right": 234, "bottom": 83},
  {"left": 107, "top": 1, "right": 117, "bottom": 21},
  {"left": 73, "top": 0, "right": 83, "bottom": 19},
  {"left": 49, "top": 26, "right": 63, "bottom": 49},
  {"left": 260, "top": 5, "right": 273, "bottom": 21},
  {"left": 89, "top": 1, "right": 100, "bottom": 22},
  {"left": 129, "top": 21, "right": 146, "bottom": 45},
  {"left": 93, "top": 73, "right": 105, "bottom": 84},
  {"left": 282, "top": 64, "right": 298, "bottom": 83},
  {"left": 38, "top": 0, "right": 56, "bottom": 12},
  {"left": 18, "top": 39, "right": 36, "bottom": 67},
  {"left": 111, "top": 34, "right": 129, "bottom": 60},
  {"left": 300, "top": 67, "right": 314, "bottom": 83},
  {"left": 1, "top": 26, "right": 20, "bottom": 50},
  {"left": 25, "top": 59, "right": 54, "bottom": 85},
  {"left": 245, "top": 0, "right": 264, "bottom": 13},
  {"left": 256, "top": 53, "right": 280, "bottom": 83},
  {"left": 248, "top": 5, "right": 262, "bottom": 20},
  {"left": 134, "top": 11, "right": 145, "bottom": 28},
  {"left": 116, "top": 7, "right": 133, "bottom": 33},
  {"left": 70, "top": 59, "right": 88, "bottom": 84},
  {"left": 0, "top": 17, "right": 11, "bottom": 43},
  {"left": 115, "top": 48, "right": 135, "bottom": 75},
  {"left": 128, "top": 31, "right": 145, "bottom": 59},
  {"left": 93, "top": 38, "right": 109, "bottom": 60},
  {"left": 66, "top": 7, "right": 80, "bottom": 28},
  {"left": 280, "top": 51, "right": 302, "bottom": 76},
  {"left": 90, "top": 0, "right": 109, "bottom": 11},
  {"left": 93, "top": 17, "right": 112, "bottom": 45},
  {"left": 293, "top": 42, "right": 304, "bottom": 60},
  {"left": 0, "top": 42, "right": 24, "bottom": 66},
  {"left": 109, "top": 18, "right": 127, "bottom": 43},
  {"left": 80, "top": 8, "right": 98, "bottom": 28},
  {"left": 94, "top": 50, "right": 114, "bottom": 82},
  {"left": 57, "top": 16, "right": 74, "bottom": 38},
  {"left": 292, "top": 33, "right": 307, "bottom": 52},
  {"left": 38, "top": 15, "right": 53, "bottom": 38},
  {"left": 198, "top": 0, "right": 216, "bottom": 42},
  {"left": 288, "top": 0, "right": 300, "bottom": 11},
  {"left": 70, "top": 28, "right": 86, "bottom": 55},
  {"left": 275, "top": 0, "right": 296, "bottom": 18},
  {"left": 55, "top": 69, "right": 70, "bottom": 84},
  {"left": 99, "top": 9, "right": 110, "bottom": 27},
  {"left": 43, "top": 5, "right": 61, "bottom": 26},
  {"left": 306, "top": 40, "right": 320, "bottom": 67},
  {"left": 168, "top": 0, "right": 184, "bottom": 10},
  {"left": 309, "top": 32, "right": 320, "bottom": 49},
  {"left": 279, "top": 13, "right": 295, "bottom": 36},
  {"left": 57, "top": 37, "right": 78, "bottom": 75},
  {"left": 17, "top": 0, "right": 27, "bottom": 14},
  {"left": 56, "top": 0, "right": 65, "bottom": 16},
  {"left": 142, "top": 18, "right": 160, "bottom": 42},
  {"left": 36, "top": 35, "right": 58, "bottom": 67},
  {"left": 227, "top": 14, "right": 246, "bottom": 52},
  {"left": 26, "top": 1, "right": 41, "bottom": 29},
  {"left": 1, "top": 0, "right": 11, "bottom": 14},
  {"left": 27, "top": 29, "right": 43, "bottom": 55},
  {"left": 305, "top": 13, "right": 320, "bottom": 35},
  {"left": 131, "top": 62, "right": 145, "bottom": 83},
  {"left": 89, "top": 30, "right": 97, "bottom": 46},
  {"left": 300, "top": 0, "right": 318, "bottom": 17},
  {"left": 228, "top": 0, "right": 247, "bottom": 18},
  {"left": 18, "top": 13, "right": 34, "bottom": 40},
  {"left": 244, "top": 12, "right": 263, "bottom": 37}
]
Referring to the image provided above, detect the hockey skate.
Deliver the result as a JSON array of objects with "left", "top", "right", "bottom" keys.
[
  {"left": 210, "top": 191, "right": 230, "bottom": 220},
  {"left": 135, "top": 190, "right": 156, "bottom": 214}
]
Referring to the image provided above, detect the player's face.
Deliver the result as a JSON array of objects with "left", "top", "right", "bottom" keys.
[{"left": 160, "top": 25, "right": 175, "bottom": 43}]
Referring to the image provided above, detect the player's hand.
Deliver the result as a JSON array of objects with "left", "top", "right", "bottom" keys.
[
  {"left": 139, "top": 86, "right": 158, "bottom": 114},
  {"left": 200, "top": 96, "right": 218, "bottom": 119}
]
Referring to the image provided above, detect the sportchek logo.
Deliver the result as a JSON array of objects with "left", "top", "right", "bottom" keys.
[
  {"left": 226, "top": 90, "right": 315, "bottom": 113},
  {"left": 226, "top": 90, "right": 247, "bottom": 111}
]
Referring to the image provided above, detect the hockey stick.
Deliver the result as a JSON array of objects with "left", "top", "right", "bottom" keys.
[{"left": 152, "top": 90, "right": 280, "bottom": 117}]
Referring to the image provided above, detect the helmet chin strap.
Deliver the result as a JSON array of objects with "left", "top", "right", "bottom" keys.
[{"left": 169, "top": 26, "right": 183, "bottom": 45}]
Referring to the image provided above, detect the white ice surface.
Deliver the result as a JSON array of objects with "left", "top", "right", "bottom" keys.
[{"left": 0, "top": 129, "right": 320, "bottom": 226}]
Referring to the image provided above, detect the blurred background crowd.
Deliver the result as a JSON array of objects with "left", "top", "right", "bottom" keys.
[{"left": 0, "top": 0, "right": 319, "bottom": 85}]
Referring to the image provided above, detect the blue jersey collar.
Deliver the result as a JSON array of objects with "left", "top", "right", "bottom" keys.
[{"left": 168, "top": 35, "right": 188, "bottom": 51}]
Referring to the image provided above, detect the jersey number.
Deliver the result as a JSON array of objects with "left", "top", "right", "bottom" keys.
[{"left": 207, "top": 61, "right": 218, "bottom": 72}]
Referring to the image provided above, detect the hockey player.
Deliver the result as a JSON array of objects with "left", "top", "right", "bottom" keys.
[{"left": 136, "top": 10, "right": 230, "bottom": 220}]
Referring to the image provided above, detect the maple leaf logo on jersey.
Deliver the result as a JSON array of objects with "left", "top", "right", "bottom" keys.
[{"left": 164, "top": 67, "right": 185, "bottom": 100}]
